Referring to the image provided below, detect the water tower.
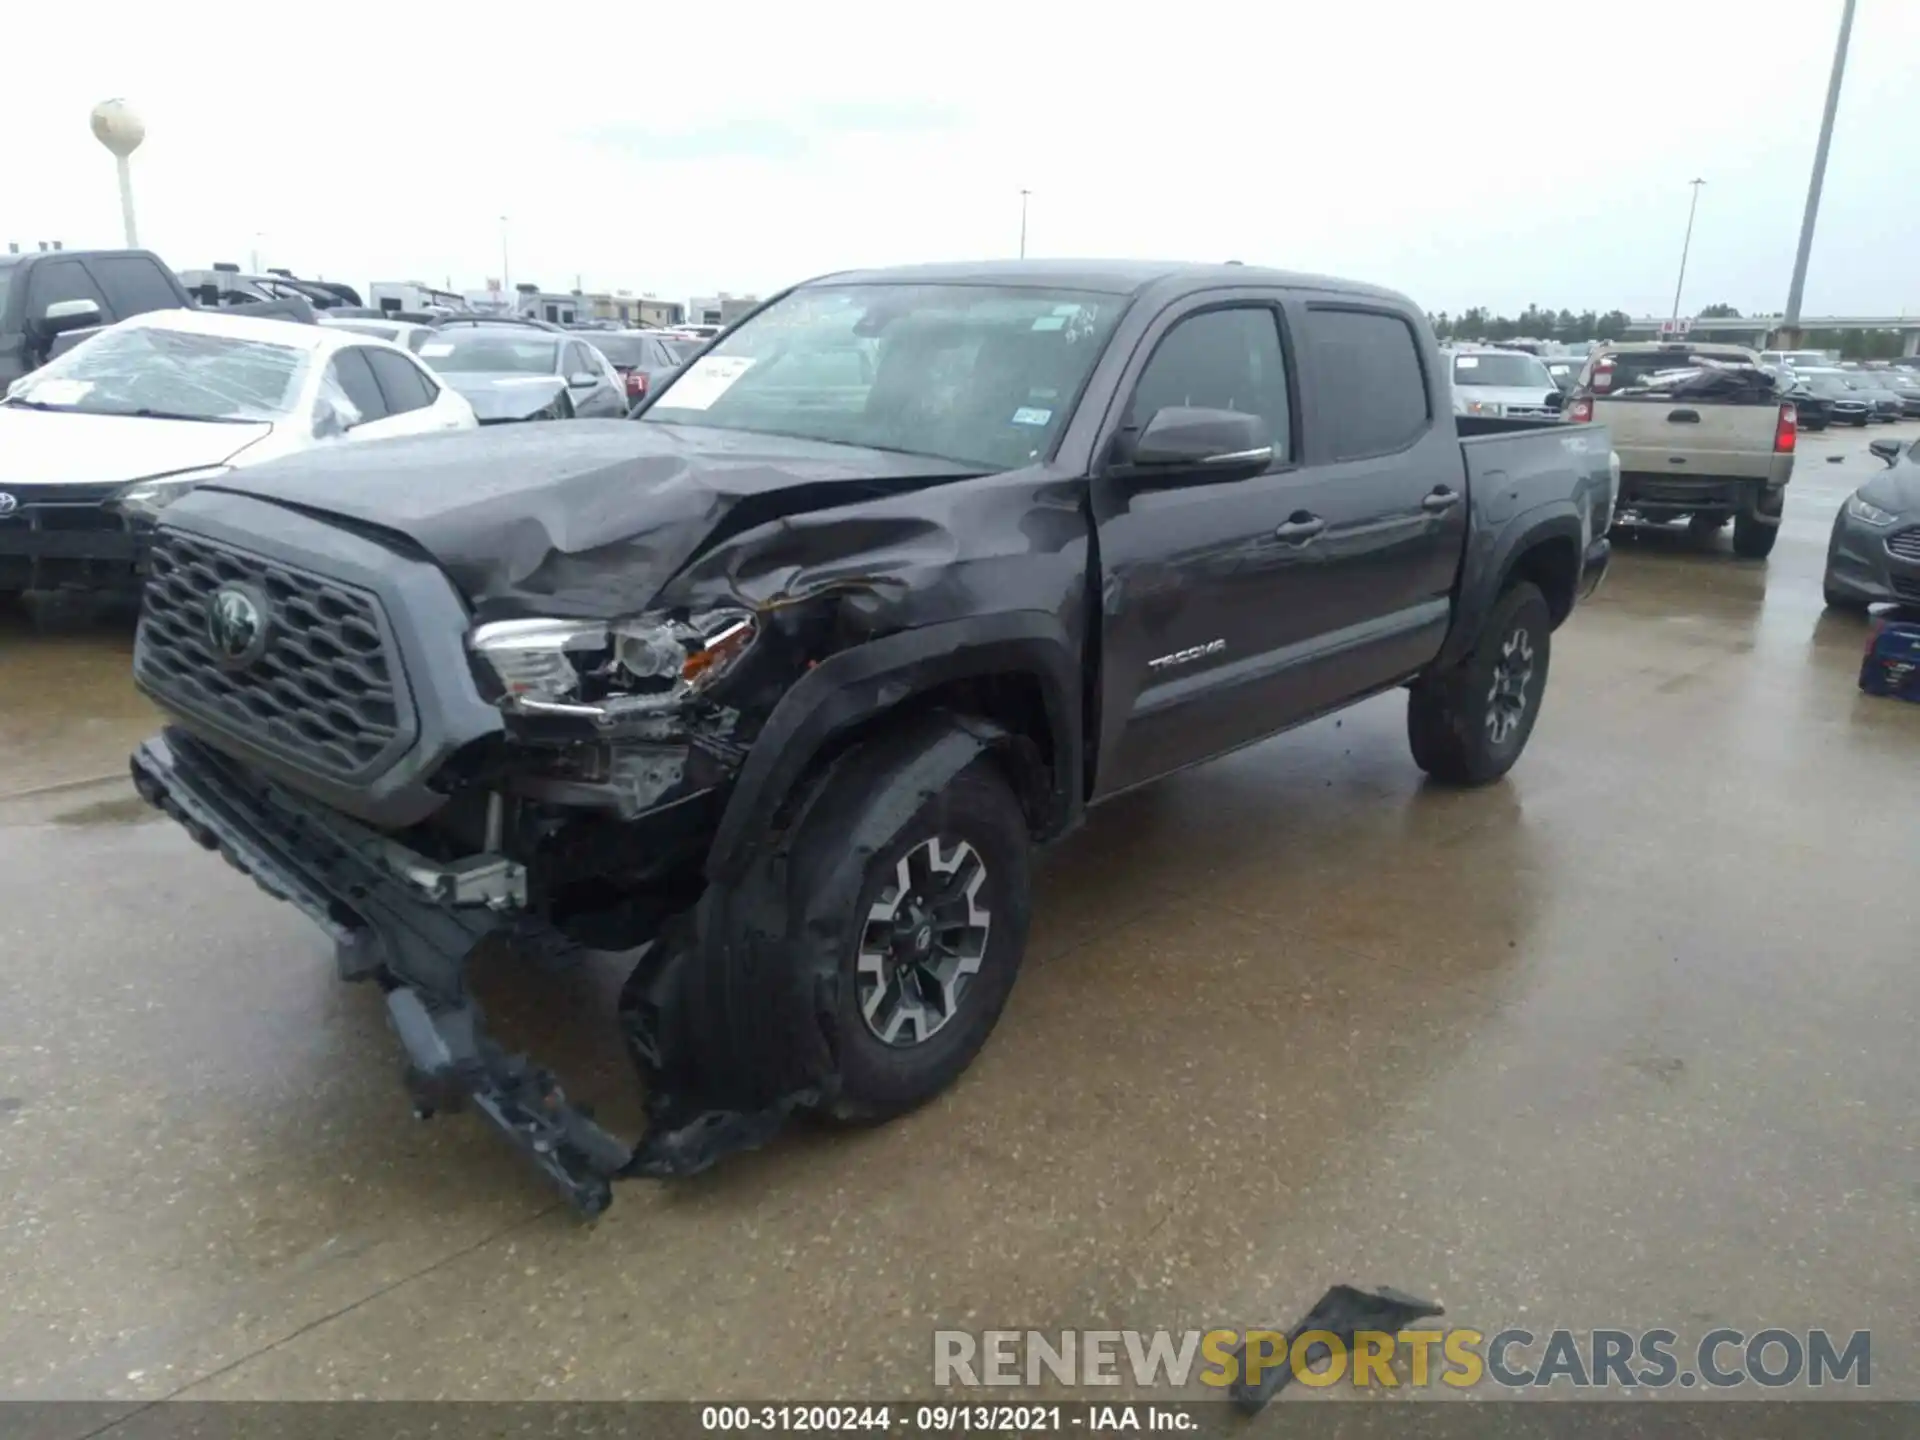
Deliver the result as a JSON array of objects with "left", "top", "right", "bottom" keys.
[{"left": 89, "top": 99, "right": 146, "bottom": 247}]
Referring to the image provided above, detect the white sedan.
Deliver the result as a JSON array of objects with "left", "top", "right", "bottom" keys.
[{"left": 0, "top": 307, "right": 476, "bottom": 597}]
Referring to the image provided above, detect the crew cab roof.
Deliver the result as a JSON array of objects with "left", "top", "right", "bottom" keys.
[{"left": 798, "top": 258, "right": 1407, "bottom": 303}]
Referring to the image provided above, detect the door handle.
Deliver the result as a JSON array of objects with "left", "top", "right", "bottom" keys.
[
  {"left": 1667, "top": 408, "right": 1701, "bottom": 423},
  {"left": 1422, "top": 488, "right": 1461, "bottom": 513},
  {"left": 1274, "top": 512, "right": 1326, "bottom": 542}
]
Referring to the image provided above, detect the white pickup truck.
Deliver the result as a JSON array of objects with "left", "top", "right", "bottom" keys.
[{"left": 1566, "top": 341, "right": 1796, "bottom": 559}]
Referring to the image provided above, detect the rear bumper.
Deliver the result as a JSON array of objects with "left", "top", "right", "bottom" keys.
[
  {"left": 129, "top": 728, "right": 636, "bottom": 1215},
  {"left": 1617, "top": 465, "right": 1789, "bottom": 521}
]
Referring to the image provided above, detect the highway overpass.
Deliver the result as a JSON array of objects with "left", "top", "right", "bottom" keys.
[{"left": 1623, "top": 315, "right": 1920, "bottom": 353}]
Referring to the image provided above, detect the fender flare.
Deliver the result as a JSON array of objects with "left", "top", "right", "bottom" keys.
[
  {"left": 1437, "top": 506, "right": 1586, "bottom": 672},
  {"left": 704, "top": 612, "right": 1084, "bottom": 883}
]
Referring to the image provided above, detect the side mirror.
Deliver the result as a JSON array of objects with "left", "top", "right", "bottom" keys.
[
  {"left": 1868, "top": 438, "right": 1903, "bottom": 467},
  {"left": 38, "top": 298, "right": 101, "bottom": 337},
  {"left": 1130, "top": 407, "right": 1274, "bottom": 472},
  {"left": 567, "top": 371, "right": 600, "bottom": 388},
  {"left": 313, "top": 397, "right": 347, "bottom": 439}
]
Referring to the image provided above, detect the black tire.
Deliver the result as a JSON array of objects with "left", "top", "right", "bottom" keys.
[
  {"left": 796, "top": 756, "right": 1033, "bottom": 1124},
  {"left": 624, "top": 722, "right": 1034, "bottom": 1146},
  {"left": 1408, "top": 581, "right": 1552, "bottom": 787},
  {"left": 1732, "top": 510, "right": 1779, "bottom": 559}
]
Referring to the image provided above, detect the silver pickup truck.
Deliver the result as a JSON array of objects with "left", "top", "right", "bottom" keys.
[{"left": 1567, "top": 341, "right": 1796, "bottom": 559}]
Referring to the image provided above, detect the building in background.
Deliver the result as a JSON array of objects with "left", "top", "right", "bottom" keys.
[
  {"left": 687, "top": 293, "right": 759, "bottom": 327},
  {"left": 368, "top": 280, "right": 466, "bottom": 314},
  {"left": 585, "top": 291, "right": 685, "bottom": 327}
]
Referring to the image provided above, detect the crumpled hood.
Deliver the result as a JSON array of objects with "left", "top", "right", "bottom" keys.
[
  {"left": 184, "top": 419, "right": 978, "bottom": 618},
  {"left": 0, "top": 405, "right": 272, "bottom": 486},
  {"left": 1858, "top": 451, "right": 1920, "bottom": 517},
  {"left": 441, "top": 373, "right": 570, "bottom": 422}
]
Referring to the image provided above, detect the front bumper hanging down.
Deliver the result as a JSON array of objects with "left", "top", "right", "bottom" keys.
[{"left": 130, "top": 729, "right": 645, "bottom": 1216}]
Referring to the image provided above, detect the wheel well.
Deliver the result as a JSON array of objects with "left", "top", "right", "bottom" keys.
[
  {"left": 776, "top": 673, "right": 1062, "bottom": 840},
  {"left": 1504, "top": 535, "right": 1580, "bottom": 625}
]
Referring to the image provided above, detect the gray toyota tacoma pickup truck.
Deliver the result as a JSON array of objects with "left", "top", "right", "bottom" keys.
[{"left": 130, "top": 260, "right": 1614, "bottom": 1214}]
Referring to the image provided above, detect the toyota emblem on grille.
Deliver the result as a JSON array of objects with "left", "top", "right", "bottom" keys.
[
  {"left": 0, "top": 493, "right": 17, "bottom": 517},
  {"left": 206, "top": 584, "right": 271, "bottom": 669}
]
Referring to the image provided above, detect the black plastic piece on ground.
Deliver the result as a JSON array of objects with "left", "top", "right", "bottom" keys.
[{"left": 1228, "top": 1284, "right": 1445, "bottom": 1415}]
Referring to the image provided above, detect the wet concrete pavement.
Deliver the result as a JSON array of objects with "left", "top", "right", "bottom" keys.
[{"left": 3, "top": 424, "right": 1918, "bottom": 1404}]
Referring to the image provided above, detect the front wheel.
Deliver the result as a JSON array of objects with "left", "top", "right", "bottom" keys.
[
  {"left": 1732, "top": 510, "right": 1779, "bottom": 559},
  {"left": 1408, "top": 581, "right": 1552, "bottom": 786}
]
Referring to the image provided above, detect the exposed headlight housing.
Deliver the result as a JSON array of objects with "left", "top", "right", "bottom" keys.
[
  {"left": 1463, "top": 398, "right": 1505, "bottom": 417},
  {"left": 1846, "top": 492, "right": 1899, "bottom": 528},
  {"left": 110, "top": 465, "right": 233, "bottom": 519},
  {"left": 469, "top": 609, "right": 759, "bottom": 724}
]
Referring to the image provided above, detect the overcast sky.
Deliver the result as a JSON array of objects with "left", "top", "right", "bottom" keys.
[{"left": 5, "top": 0, "right": 1912, "bottom": 319}]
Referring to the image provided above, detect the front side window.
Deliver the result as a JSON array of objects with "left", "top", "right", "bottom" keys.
[
  {"left": 1126, "top": 306, "right": 1291, "bottom": 460},
  {"left": 642, "top": 283, "right": 1126, "bottom": 470},
  {"left": 325, "top": 348, "right": 389, "bottom": 425},
  {"left": 417, "top": 332, "right": 560, "bottom": 375},
  {"left": 1302, "top": 308, "right": 1431, "bottom": 460},
  {"left": 7, "top": 323, "right": 307, "bottom": 422}
]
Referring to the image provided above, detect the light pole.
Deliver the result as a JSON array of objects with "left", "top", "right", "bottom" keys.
[
  {"left": 1784, "top": 0, "right": 1857, "bottom": 334},
  {"left": 500, "top": 215, "right": 511, "bottom": 297},
  {"left": 1019, "top": 189, "right": 1031, "bottom": 259},
  {"left": 89, "top": 99, "right": 145, "bottom": 247},
  {"left": 1669, "top": 178, "right": 1706, "bottom": 328}
]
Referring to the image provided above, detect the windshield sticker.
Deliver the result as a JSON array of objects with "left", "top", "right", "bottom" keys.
[
  {"left": 663, "top": 355, "right": 756, "bottom": 410},
  {"left": 1011, "top": 406, "right": 1053, "bottom": 426},
  {"left": 1030, "top": 316, "right": 1067, "bottom": 332},
  {"left": 21, "top": 379, "right": 93, "bottom": 404},
  {"left": 1455, "top": 356, "right": 1479, "bottom": 369},
  {"left": 418, "top": 342, "right": 454, "bottom": 357}
]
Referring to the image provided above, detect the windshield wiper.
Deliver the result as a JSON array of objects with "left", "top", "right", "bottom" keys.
[{"left": 99, "top": 408, "right": 262, "bottom": 424}]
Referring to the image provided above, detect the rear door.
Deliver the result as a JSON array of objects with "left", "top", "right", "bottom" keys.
[
  {"left": 361, "top": 348, "right": 462, "bottom": 435},
  {"left": 1591, "top": 348, "right": 1779, "bottom": 478}
]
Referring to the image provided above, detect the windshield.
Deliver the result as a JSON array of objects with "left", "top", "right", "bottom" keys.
[
  {"left": 1453, "top": 353, "right": 1553, "bottom": 389},
  {"left": 417, "top": 332, "right": 559, "bottom": 374},
  {"left": 6, "top": 323, "right": 306, "bottom": 421},
  {"left": 642, "top": 283, "right": 1125, "bottom": 468}
]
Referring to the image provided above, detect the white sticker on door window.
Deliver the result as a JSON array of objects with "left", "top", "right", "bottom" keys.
[{"left": 661, "top": 355, "right": 756, "bottom": 410}]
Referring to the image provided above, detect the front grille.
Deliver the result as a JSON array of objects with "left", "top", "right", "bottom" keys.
[
  {"left": 1891, "top": 575, "right": 1920, "bottom": 604},
  {"left": 1888, "top": 529, "right": 1920, "bottom": 563},
  {"left": 137, "top": 530, "right": 408, "bottom": 781}
]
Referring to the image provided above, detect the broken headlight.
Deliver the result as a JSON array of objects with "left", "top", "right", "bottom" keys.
[
  {"left": 110, "top": 465, "right": 233, "bottom": 519},
  {"left": 469, "top": 610, "right": 759, "bottom": 722}
]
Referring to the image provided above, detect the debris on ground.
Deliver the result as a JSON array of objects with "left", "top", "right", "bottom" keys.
[{"left": 1229, "top": 1284, "right": 1445, "bottom": 1414}]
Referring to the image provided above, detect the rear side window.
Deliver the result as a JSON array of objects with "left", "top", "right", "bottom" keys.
[
  {"left": 364, "top": 348, "right": 437, "bottom": 415},
  {"left": 1301, "top": 308, "right": 1430, "bottom": 460},
  {"left": 325, "top": 347, "right": 389, "bottom": 424},
  {"left": 87, "top": 256, "right": 180, "bottom": 319},
  {"left": 1128, "top": 306, "right": 1292, "bottom": 461}
]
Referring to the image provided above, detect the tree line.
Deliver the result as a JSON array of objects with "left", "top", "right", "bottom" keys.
[{"left": 1430, "top": 302, "right": 1911, "bottom": 359}]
